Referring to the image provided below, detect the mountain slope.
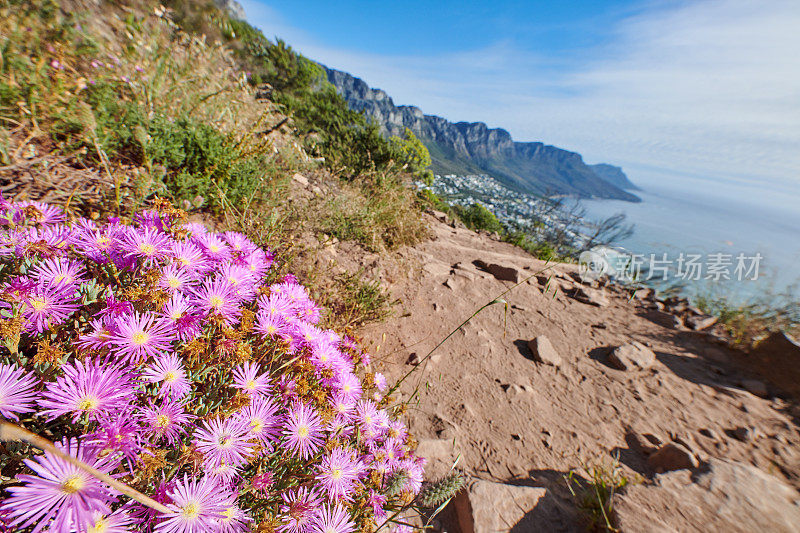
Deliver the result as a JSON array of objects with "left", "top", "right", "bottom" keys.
[
  {"left": 325, "top": 67, "right": 641, "bottom": 202},
  {"left": 589, "top": 163, "right": 641, "bottom": 191}
]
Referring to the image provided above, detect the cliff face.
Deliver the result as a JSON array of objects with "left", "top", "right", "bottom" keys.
[{"left": 325, "top": 67, "right": 641, "bottom": 202}]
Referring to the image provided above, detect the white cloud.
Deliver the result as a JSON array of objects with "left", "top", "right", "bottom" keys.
[{"left": 240, "top": 0, "right": 800, "bottom": 195}]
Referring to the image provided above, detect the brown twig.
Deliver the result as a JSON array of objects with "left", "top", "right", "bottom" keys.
[{"left": 0, "top": 422, "right": 171, "bottom": 514}]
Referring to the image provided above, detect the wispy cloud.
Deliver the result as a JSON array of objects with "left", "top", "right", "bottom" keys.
[{"left": 240, "top": 0, "right": 800, "bottom": 195}]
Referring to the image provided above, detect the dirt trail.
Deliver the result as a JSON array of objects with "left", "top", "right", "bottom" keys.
[{"left": 355, "top": 215, "right": 800, "bottom": 531}]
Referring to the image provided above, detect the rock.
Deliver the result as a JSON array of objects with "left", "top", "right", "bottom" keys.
[
  {"left": 573, "top": 286, "right": 609, "bottom": 307},
  {"left": 431, "top": 210, "right": 449, "bottom": 223},
  {"left": 291, "top": 172, "right": 309, "bottom": 187},
  {"left": 647, "top": 442, "right": 699, "bottom": 473},
  {"left": 423, "top": 262, "right": 452, "bottom": 277},
  {"left": 616, "top": 459, "right": 800, "bottom": 532},
  {"left": 730, "top": 426, "right": 753, "bottom": 441},
  {"left": 687, "top": 305, "right": 704, "bottom": 315},
  {"left": 449, "top": 480, "right": 548, "bottom": 533},
  {"left": 609, "top": 341, "right": 656, "bottom": 371},
  {"left": 686, "top": 314, "right": 718, "bottom": 330},
  {"left": 741, "top": 379, "right": 769, "bottom": 398},
  {"left": 750, "top": 331, "right": 800, "bottom": 397},
  {"left": 481, "top": 262, "right": 523, "bottom": 283},
  {"left": 406, "top": 353, "right": 420, "bottom": 366},
  {"left": 527, "top": 336, "right": 562, "bottom": 367},
  {"left": 416, "top": 439, "right": 458, "bottom": 479},
  {"left": 644, "top": 310, "right": 682, "bottom": 329}
]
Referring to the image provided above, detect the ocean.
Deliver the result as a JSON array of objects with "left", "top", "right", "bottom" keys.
[{"left": 579, "top": 184, "right": 800, "bottom": 303}]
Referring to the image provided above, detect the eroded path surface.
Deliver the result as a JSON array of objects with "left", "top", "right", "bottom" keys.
[{"left": 357, "top": 215, "right": 800, "bottom": 532}]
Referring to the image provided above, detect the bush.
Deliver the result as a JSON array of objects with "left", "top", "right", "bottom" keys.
[
  {"left": 0, "top": 197, "right": 424, "bottom": 531},
  {"left": 452, "top": 203, "right": 504, "bottom": 234}
]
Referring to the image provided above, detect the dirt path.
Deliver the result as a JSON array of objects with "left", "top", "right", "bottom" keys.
[{"left": 357, "top": 215, "right": 800, "bottom": 531}]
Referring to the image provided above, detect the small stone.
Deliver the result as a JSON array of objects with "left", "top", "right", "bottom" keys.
[
  {"left": 741, "top": 379, "right": 768, "bottom": 398},
  {"left": 574, "top": 286, "right": 609, "bottom": 307},
  {"left": 686, "top": 314, "right": 718, "bottom": 330},
  {"left": 527, "top": 336, "right": 562, "bottom": 367},
  {"left": 291, "top": 172, "right": 309, "bottom": 187},
  {"left": 609, "top": 341, "right": 657, "bottom": 371},
  {"left": 406, "top": 353, "right": 420, "bottom": 366},
  {"left": 485, "top": 263, "right": 523, "bottom": 283},
  {"left": 647, "top": 442, "right": 699, "bottom": 473}
]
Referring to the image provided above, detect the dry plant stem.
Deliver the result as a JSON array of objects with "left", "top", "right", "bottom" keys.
[
  {"left": 387, "top": 263, "right": 556, "bottom": 402},
  {"left": 0, "top": 421, "right": 171, "bottom": 515}
]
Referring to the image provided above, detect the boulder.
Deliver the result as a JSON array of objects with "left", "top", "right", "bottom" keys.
[
  {"left": 616, "top": 459, "right": 800, "bottom": 532},
  {"left": 527, "top": 336, "right": 562, "bottom": 367},
  {"left": 448, "top": 480, "right": 548, "bottom": 533},
  {"left": 750, "top": 332, "right": 800, "bottom": 397},
  {"left": 647, "top": 442, "right": 699, "bottom": 473},
  {"left": 573, "top": 286, "right": 609, "bottom": 307},
  {"left": 686, "top": 314, "right": 718, "bottom": 330},
  {"left": 609, "top": 341, "right": 656, "bottom": 371}
]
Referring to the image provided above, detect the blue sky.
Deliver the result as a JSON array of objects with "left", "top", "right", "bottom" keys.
[{"left": 240, "top": 0, "right": 800, "bottom": 209}]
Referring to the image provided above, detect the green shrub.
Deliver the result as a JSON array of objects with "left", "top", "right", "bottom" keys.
[{"left": 453, "top": 203, "right": 504, "bottom": 233}]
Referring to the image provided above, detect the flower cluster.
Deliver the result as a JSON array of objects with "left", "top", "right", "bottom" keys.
[{"left": 0, "top": 198, "right": 423, "bottom": 532}]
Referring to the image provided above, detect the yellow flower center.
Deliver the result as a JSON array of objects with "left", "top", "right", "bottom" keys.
[
  {"left": 182, "top": 502, "right": 200, "bottom": 519},
  {"left": 167, "top": 276, "right": 181, "bottom": 289},
  {"left": 209, "top": 244, "right": 220, "bottom": 253},
  {"left": 61, "top": 475, "right": 84, "bottom": 494},
  {"left": 156, "top": 414, "right": 170, "bottom": 427},
  {"left": 89, "top": 517, "right": 109, "bottom": 533},
  {"left": 30, "top": 297, "right": 47, "bottom": 312},
  {"left": 78, "top": 397, "right": 99, "bottom": 411},
  {"left": 131, "top": 331, "right": 149, "bottom": 346},
  {"left": 266, "top": 325, "right": 277, "bottom": 334},
  {"left": 170, "top": 310, "right": 182, "bottom": 320},
  {"left": 164, "top": 371, "right": 177, "bottom": 383},
  {"left": 250, "top": 419, "right": 263, "bottom": 433},
  {"left": 219, "top": 436, "right": 232, "bottom": 448},
  {"left": 97, "top": 236, "right": 110, "bottom": 247},
  {"left": 179, "top": 257, "right": 190, "bottom": 266},
  {"left": 209, "top": 295, "right": 224, "bottom": 309},
  {"left": 138, "top": 243, "right": 156, "bottom": 256},
  {"left": 245, "top": 379, "right": 256, "bottom": 390},
  {"left": 222, "top": 507, "right": 235, "bottom": 521},
  {"left": 331, "top": 468, "right": 343, "bottom": 480},
  {"left": 228, "top": 277, "right": 239, "bottom": 286},
  {"left": 297, "top": 425, "right": 309, "bottom": 438}
]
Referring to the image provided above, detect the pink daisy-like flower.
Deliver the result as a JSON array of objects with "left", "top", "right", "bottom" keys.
[
  {"left": 374, "top": 372, "right": 388, "bottom": 392},
  {"left": 16, "top": 200, "right": 67, "bottom": 225},
  {"left": 1, "top": 438, "right": 120, "bottom": 533},
  {"left": 234, "top": 395, "right": 282, "bottom": 450},
  {"left": 251, "top": 472, "right": 274, "bottom": 495},
  {"left": 139, "top": 398, "right": 194, "bottom": 446},
  {"left": 158, "top": 265, "right": 194, "bottom": 294},
  {"left": 220, "top": 263, "right": 258, "bottom": 301},
  {"left": 143, "top": 353, "right": 191, "bottom": 399},
  {"left": 161, "top": 292, "right": 202, "bottom": 341},
  {"left": 108, "top": 311, "right": 175, "bottom": 363},
  {"left": 38, "top": 359, "right": 133, "bottom": 422},
  {"left": 231, "top": 361, "right": 270, "bottom": 397},
  {"left": 20, "top": 281, "right": 78, "bottom": 333},
  {"left": 85, "top": 509, "right": 135, "bottom": 532},
  {"left": 310, "top": 503, "right": 356, "bottom": 533},
  {"left": 258, "top": 293, "right": 294, "bottom": 319},
  {"left": 255, "top": 310, "right": 290, "bottom": 339},
  {"left": 193, "top": 417, "right": 254, "bottom": 469},
  {"left": 197, "top": 232, "right": 231, "bottom": 262},
  {"left": 191, "top": 276, "right": 241, "bottom": 324},
  {"left": 76, "top": 318, "right": 115, "bottom": 351},
  {"left": 85, "top": 412, "right": 143, "bottom": 467},
  {"left": 331, "top": 372, "right": 361, "bottom": 402},
  {"left": 282, "top": 402, "right": 325, "bottom": 460},
  {"left": 31, "top": 257, "right": 86, "bottom": 289},
  {"left": 122, "top": 225, "right": 172, "bottom": 265},
  {"left": 278, "top": 487, "right": 323, "bottom": 533},
  {"left": 315, "top": 447, "right": 362, "bottom": 501},
  {"left": 0, "top": 363, "right": 38, "bottom": 420},
  {"left": 367, "top": 490, "right": 387, "bottom": 521},
  {"left": 223, "top": 231, "right": 257, "bottom": 255},
  {"left": 170, "top": 240, "right": 210, "bottom": 274},
  {"left": 215, "top": 502, "right": 251, "bottom": 533},
  {"left": 243, "top": 248, "right": 273, "bottom": 278},
  {"left": 156, "top": 475, "right": 227, "bottom": 533},
  {"left": 329, "top": 393, "right": 356, "bottom": 421}
]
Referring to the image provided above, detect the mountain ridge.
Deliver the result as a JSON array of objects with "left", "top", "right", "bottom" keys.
[{"left": 325, "top": 67, "right": 641, "bottom": 202}]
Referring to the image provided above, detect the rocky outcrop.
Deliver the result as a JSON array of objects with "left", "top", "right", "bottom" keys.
[
  {"left": 447, "top": 480, "right": 548, "bottom": 533},
  {"left": 609, "top": 341, "right": 657, "bottom": 370},
  {"left": 616, "top": 459, "right": 800, "bottom": 532},
  {"left": 213, "top": 0, "right": 245, "bottom": 20},
  {"left": 324, "top": 67, "right": 641, "bottom": 202}
]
